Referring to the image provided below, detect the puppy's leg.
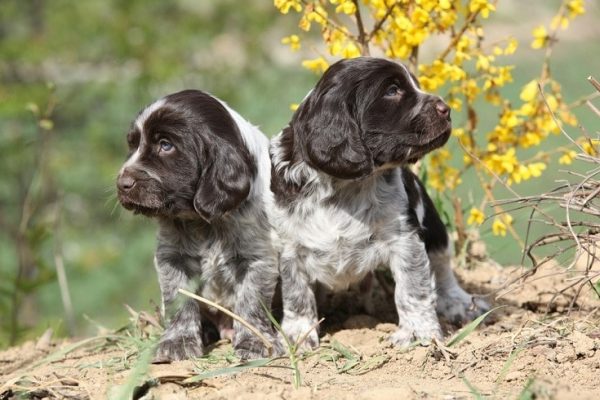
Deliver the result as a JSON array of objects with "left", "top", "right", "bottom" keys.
[
  {"left": 280, "top": 251, "right": 319, "bottom": 350},
  {"left": 415, "top": 182, "right": 490, "bottom": 323},
  {"left": 389, "top": 234, "right": 442, "bottom": 346},
  {"left": 429, "top": 246, "right": 489, "bottom": 325},
  {"left": 153, "top": 255, "right": 204, "bottom": 362},
  {"left": 232, "top": 257, "right": 284, "bottom": 359}
]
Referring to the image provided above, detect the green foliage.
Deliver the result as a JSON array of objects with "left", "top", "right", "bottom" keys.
[{"left": 0, "top": 0, "right": 313, "bottom": 347}]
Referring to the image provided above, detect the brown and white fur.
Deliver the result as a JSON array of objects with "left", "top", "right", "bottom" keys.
[{"left": 269, "top": 57, "right": 488, "bottom": 349}]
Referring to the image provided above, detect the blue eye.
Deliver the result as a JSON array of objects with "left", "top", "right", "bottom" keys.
[
  {"left": 385, "top": 85, "right": 402, "bottom": 98},
  {"left": 159, "top": 139, "right": 174, "bottom": 152}
]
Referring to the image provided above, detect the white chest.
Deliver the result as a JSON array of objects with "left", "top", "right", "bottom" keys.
[{"left": 278, "top": 201, "right": 402, "bottom": 290}]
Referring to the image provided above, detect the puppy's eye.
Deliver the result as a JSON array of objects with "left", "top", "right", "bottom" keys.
[
  {"left": 159, "top": 139, "right": 174, "bottom": 153},
  {"left": 384, "top": 85, "right": 403, "bottom": 98}
]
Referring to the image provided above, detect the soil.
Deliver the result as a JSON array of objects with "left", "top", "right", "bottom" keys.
[{"left": 2, "top": 262, "right": 600, "bottom": 400}]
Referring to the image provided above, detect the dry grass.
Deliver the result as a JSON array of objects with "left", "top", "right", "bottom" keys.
[{"left": 492, "top": 76, "right": 600, "bottom": 313}]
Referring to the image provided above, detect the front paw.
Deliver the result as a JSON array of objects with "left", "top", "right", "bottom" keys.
[
  {"left": 281, "top": 316, "right": 319, "bottom": 351},
  {"left": 154, "top": 334, "right": 204, "bottom": 363},
  {"left": 234, "top": 332, "right": 284, "bottom": 360},
  {"left": 437, "top": 288, "right": 490, "bottom": 326},
  {"left": 389, "top": 325, "right": 442, "bottom": 348}
]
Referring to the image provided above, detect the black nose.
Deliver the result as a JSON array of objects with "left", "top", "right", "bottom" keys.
[
  {"left": 117, "top": 174, "right": 136, "bottom": 192},
  {"left": 435, "top": 100, "right": 451, "bottom": 119}
]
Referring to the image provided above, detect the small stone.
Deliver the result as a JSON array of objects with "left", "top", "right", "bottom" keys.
[
  {"left": 572, "top": 331, "right": 596, "bottom": 357},
  {"left": 555, "top": 346, "right": 577, "bottom": 363}
]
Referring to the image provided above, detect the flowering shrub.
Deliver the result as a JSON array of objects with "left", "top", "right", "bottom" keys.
[{"left": 275, "top": 0, "right": 591, "bottom": 240}]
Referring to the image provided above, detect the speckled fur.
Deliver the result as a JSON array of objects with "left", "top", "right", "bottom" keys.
[
  {"left": 117, "top": 90, "right": 283, "bottom": 361},
  {"left": 269, "top": 58, "right": 488, "bottom": 349}
]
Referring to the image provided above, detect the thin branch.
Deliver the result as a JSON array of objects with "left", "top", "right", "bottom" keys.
[
  {"left": 367, "top": 1, "right": 398, "bottom": 41},
  {"left": 178, "top": 289, "right": 273, "bottom": 355},
  {"left": 352, "top": 0, "right": 370, "bottom": 56},
  {"left": 438, "top": 11, "right": 480, "bottom": 62}
]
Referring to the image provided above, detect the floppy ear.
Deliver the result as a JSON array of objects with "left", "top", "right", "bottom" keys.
[
  {"left": 193, "top": 139, "right": 254, "bottom": 222},
  {"left": 294, "top": 88, "right": 373, "bottom": 180}
]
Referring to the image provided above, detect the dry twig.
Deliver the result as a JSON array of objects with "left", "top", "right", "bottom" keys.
[{"left": 494, "top": 76, "right": 600, "bottom": 311}]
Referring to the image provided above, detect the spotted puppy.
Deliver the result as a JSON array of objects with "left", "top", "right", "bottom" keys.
[
  {"left": 117, "top": 90, "right": 282, "bottom": 361},
  {"left": 270, "top": 57, "right": 489, "bottom": 348}
]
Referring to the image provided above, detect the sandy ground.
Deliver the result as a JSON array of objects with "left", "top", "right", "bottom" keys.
[{"left": 2, "top": 262, "right": 600, "bottom": 399}]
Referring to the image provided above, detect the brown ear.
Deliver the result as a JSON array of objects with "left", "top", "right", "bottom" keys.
[
  {"left": 193, "top": 138, "right": 255, "bottom": 222},
  {"left": 294, "top": 86, "right": 373, "bottom": 180}
]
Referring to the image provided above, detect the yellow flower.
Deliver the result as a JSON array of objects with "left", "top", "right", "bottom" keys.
[
  {"left": 500, "top": 108, "right": 521, "bottom": 129},
  {"left": 504, "top": 38, "right": 518, "bottom": 55},
  {"left": 274, "top": 0, "right": 302, "bottom": 14},
  {"left": 531, "top": 25, "right": 548, "bottom": 49},
  {"left": 492, "top": 217, "right": 507, "bottom": 236},
  {"left": 545, "top": 94, "right": 558, "bottom": 112},
  {"left": 438, "top": 0, "right": 451, "bottom": 10},
  {"left": 299, "top": 14, "right": 310, "bottom": 31},
  {"left": 558, "top": 150, "right": 577, "bottom": 165},
  {"left": 492, "top": 218, "right": 506, "bottom": 236},
  {"left": 476, "top": 54, "right": 491, "bottom": 71},
  {"left": 290, "top": 103, "right": 299, "bottom": 111},
  {"left": 518, "top": 132, "right": 542, "bottom": 148},
  {"left": 307, "top": 6, "right": 328, "bottom": 26},
  {"left": 281, "top": 34, "right": 301, "bottom": 51},
  {"left": 520, "top": 80, "right": 538, "bottom": 102},
  {"left": 567, "top": 0, "right": 585, "bottom": 18},
  {"left": 467, "top": 208, "right": 485, "bottom": 225},
  {"left": 528, "top": 162, "right": 546, "bottom": 178},
  {"left": 341, "top": 42, "right": 361, "bottom": 58},
  {"left": 582, "top": 140, "right": 599, "bottom": 156},
  {"left": 462, "top": 79, "right": 480, "bottom": 102},
  {"left": 551, "top": 15, "right": 569, "bottom": 30},
  {"left": 518, "top": 102, "right": 535, "bottom": 117},
  {"left": 448, "top": 97, "right": 462, "bottom": 112},
  {"left": 452, "top": 128, "right": 465, "bottom": 137},
  {"left": 411, "top": 7, "right": 430, "bottom": 26},
  {"left": 469, "top": 0, "right": 495, "bottom": 18},
  {"left": 331, "top": 0, "right": 356, "bottom": 15},
  {"left": 302, "top": 57, "right": 329, "bottom": 74}
]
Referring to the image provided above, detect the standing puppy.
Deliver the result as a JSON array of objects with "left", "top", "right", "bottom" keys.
[
  {"left": 270, "top": 57, "right": 488, "bottom": 348},
  {"left": 117, "top": 90, "right": 281, "bottom": 361}
]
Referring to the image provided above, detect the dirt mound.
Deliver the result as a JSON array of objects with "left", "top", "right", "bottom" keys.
[{"left": 2, "top": 263, "right": 600, "bottom": 399}]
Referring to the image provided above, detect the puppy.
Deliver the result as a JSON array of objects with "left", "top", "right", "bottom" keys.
[
  {"left": 269, "top": 57, "right": 488, "bottom": 348},
  {"left": 117, "top": 90, "right": 282, "bottom": 360}
]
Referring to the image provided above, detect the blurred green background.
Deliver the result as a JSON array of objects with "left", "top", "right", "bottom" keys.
[{"left": 0, "top": 0, "right": 598, "bottom": 348}]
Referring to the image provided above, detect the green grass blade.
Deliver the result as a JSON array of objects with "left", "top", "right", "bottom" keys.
[
  {"left": 338, "top": 359, "right": 360, "bottom": 373},
  {"left": 110, "top": 343, "right": 155, "bottom": 400},
  {"left": 446, "top": 306, "right": 505, "bottom": 348},
  {"left": 517, "top": 377, "right": 536, "bottom": 400},
  {"left": 496, "top": 345, "right": 524, "bottom": 383},
  {"left": 184, "top": 358, "right": 285, "bottom": 383},
  {"left": 331, "top": 339, "right": 358, "bottom": 360},
  {"left": 30, "top": 334, "right": 122, "bottom": 369},
  {"left": 460, "top": 374, "right": 487, "bottom": 400},
  {"left": 351, "top": 355, "right": 390, "bottom": 375}
]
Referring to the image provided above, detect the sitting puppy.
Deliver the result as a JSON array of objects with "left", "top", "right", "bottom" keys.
[
  {"left": 116, "top": 90, "right": 282, "bottom": 361},
  {"left": 269, "top": 57, "right": 488, "bottom": 348}
]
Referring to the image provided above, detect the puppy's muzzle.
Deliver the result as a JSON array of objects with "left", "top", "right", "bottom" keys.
[
  {"left": 117, "top": 172, "right": 136, "bottom": 193},
  {"left": 434, "top": 100, "right": 451, "bottom": 121}
]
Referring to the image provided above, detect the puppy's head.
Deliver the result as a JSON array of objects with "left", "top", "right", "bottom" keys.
[
  {"left": 292, "top": 57, "right": 451, "bottom": 179},
  {"left": 116, "top": 90, "right": 255, "bottom": 221}
]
